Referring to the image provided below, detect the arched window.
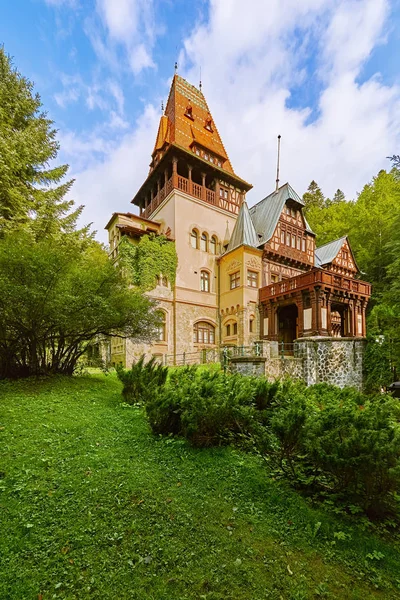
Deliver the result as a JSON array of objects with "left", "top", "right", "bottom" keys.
[
  {"left": 193, "top": 321, "right": 215, "bottom": 344},
  {"left": 156, "top": 311, "right": 167, "bottom": 342},
  {"left": 210, "top": 235, "right": 217, "bottom": 255},
  {"left": 191, "top": 229, "right": 199, "bottom": 249},
  {"left": 200, "top": 270, "right": 210, "bottom": 292},
  {"left": 200, "top": 232, "right": 208, "bottom": 252},
  {"left": 226, "top": 324, "right": 231, "bottom": 336}
]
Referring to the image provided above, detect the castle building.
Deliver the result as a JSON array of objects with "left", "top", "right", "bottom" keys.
[{"left": 105, "top": 74, "right": 371, "bottom": 386}]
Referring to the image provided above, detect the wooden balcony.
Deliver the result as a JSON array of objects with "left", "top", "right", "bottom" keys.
[
  {"left": 259, "top": 268, "right": 372, "bottom": 303},
  {"left": 141, "top": 173, "right": 240, "bottom": 219}
]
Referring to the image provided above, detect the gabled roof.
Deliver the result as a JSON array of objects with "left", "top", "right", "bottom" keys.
[
  {"left": 226, "top": 202, "right": 259, "bottom": 252},
  {"left": 249, "top": 182, "right": 312, "bottom": 246},
  {"left": 153, "top": 74, "right": 234, "bottom": 174},
  {"left": 315, "top": 236, "right": 357, "bottom": 269}
]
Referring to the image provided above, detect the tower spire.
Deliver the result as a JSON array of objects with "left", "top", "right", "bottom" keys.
[
  {"left": 174, "top": 61, "right": 178, "bottom": 74},
  {"left": 275, "top": 134, "right": 281, "bottom": 191}
]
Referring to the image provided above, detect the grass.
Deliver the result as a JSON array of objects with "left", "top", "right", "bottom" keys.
[{"left": 1, "top": 373, "right": 400, "bottom": 600}]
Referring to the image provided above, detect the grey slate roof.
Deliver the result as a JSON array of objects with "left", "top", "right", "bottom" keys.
[
  {"left": 315, "top": 236, "right": 347, "bottom": 267},
  {"left": 226, "top": 201, "right": 259, "bottom": 252},
  {"left": 249, "top": 182, "right": 313, "bottom": 246}
]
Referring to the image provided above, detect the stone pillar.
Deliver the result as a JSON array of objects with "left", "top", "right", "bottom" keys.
[
  {"left": 164, "top": 168, "right": 168, "bottom": 186},
  {"left": 188, "top": 165, "right": 193, "bottom": 196}
]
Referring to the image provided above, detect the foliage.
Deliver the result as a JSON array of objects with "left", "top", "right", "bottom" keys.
[
  {"left": 304, "top": 388, "right": 400, "bottom": 518},
  {"left": 0, "top": 233, "right": 161, "bottom": 378},
  {"left": 0, "top": 48, "right": 83, "bottom": 239},
  {"left": 2, "top": 373, "right": 400, "bottom": 599},
  {"left": 116, "top": 355, "right": 168, "bottom": 404},
  {"left": 142, "top": 368, "right": 400, "bottom": 519},
  {"left": 363, "top": 333, "right": 393, "bottom": 393},
  {"left": 302, "top": 180, "right": 325, "bottom": 213},
  {"left": 119, "top": 234, "right": 178, "bottom": 291},
  {"left": 145, "top": 367, "right": 259, "bottom": 446}
]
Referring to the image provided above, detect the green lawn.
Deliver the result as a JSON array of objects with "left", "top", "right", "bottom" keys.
[{"left": 1, "top": 373, "right": 400, "bottom": 600}]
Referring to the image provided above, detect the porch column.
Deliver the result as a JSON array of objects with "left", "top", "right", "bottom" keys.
[
  {"left": 215, "top": 179, "right": 220, "bottom": 206},
  {"left": 172, "top": 157, "right": 178, "bottom": 187},
  {"left": 164, "top": 168, "right": 168, "bottom": 186},
  {"left": 361, "top": 299, "right": 367, "bottom": 337},
  {"left": 201, "top": 172, "right": 206, "bottom": 201},
  {"left": 296, "top": 292, "right": 304, "bottom": 338},
  {"left": 326, "top": 292, "right": 332, "bottom": 337},
  {"left": 311, "top": 287, "right": 320, "bottom": 335},
  {"left": 188, "top": 165, "right": 193, "bottom": 196}
]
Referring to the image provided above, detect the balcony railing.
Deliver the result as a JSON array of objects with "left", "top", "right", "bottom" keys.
[
  {"left": 141, "top": 173, "right": 239, "bottom": 218},
  {"left": 259, "top": 268, "right": 371, "bottom": 302}
]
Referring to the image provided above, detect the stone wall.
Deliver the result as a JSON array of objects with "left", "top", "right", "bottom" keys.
[
  {"left": 229, "top": 356, "right": 266, "bottom": 376},
  {"left": 295, "top": 337, "right": 366, "bottom": 390},
  {"left": 257, "top": 338, "right": 366, "bottom": 389}
]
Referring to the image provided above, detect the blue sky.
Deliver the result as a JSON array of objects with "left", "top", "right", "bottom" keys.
[{"left": 1, "top": 0, "right": 400, "bottom": 241}]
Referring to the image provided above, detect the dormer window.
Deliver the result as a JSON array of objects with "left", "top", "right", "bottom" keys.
[
  {"left": 184, "top": 100, "right": 194, "bottom": 120},
  {"left": 205, "top": 114, "right": 213, "bottom": 132}
]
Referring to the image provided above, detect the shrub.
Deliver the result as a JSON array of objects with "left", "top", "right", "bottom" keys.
[
  {"left": 116, "top": 355, "right": 168, "bottom": 404},
  {"left": 145, "top": 367, "right": 260, "bottom": 447},
  {"left": 304, "top": 390, "right": 400, "bottom": 518}
]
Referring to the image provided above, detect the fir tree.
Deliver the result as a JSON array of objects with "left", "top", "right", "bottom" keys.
[
  {"left": 302, "top": 180, "right": 325, "bottom": 212},
  {"left": 0, "top": 48, "right": 83, "bottom": 239}
]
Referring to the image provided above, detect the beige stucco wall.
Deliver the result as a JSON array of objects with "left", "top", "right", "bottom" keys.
[{"left": 219, "top": 246, "right": 262, "bottom": 346}]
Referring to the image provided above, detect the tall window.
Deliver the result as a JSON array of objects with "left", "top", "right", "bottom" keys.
[
  {"left": 302, "top": 237, "right": 306, "bottom": 252},
  {"left": 249, "top": 318, "right": 254, "bottom": 333},
  {"left": 193, "top": 322, "right": 215, "bottom": 344},
  {"left": 226, "top": 324, "right": 231, "bottom": 336},
  {"left": 233, "top": 323, "right": 238, "bottom": 335},
  {"left": 200, "top": 270, "right": 210, "bottom": 292},
  {"left": 210, "top": 236, "right": 217, "bottom": 255},
  {"left": 230, "top": 271, "right": 240, "bottom": 289},
  {"left": 156, "top": 311, "right": 167, "bottom": 342},
  {"left": 280, "top": 229, "right": 285, "bottom": 244},
  {"left": 247, "top": 270, "right": 258, "bottom": 288},
  {"left": 191, "top": 229, "right": 199, "bottom": 249},
  {"left": 200, "top": 232, "right": 208, "bottom": 251}
]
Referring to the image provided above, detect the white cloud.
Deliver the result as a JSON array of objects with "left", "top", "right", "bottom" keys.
[
  {"left": 91, "top": 0, "right": 156, "bottom": 75},
  {"left": 67, "top": 104, "right": 160, "bottom": 240},
  {"left": 62, "top": 0, "right": 400, "bottom": 243}
]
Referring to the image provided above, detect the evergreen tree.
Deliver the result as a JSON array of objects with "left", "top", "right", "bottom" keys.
[
  {"left": 302, "top": 180, "right": 325, "bottom": 213},
  {"left": 0, "top": 48, "right": 82, "bottom": 238},
  {"left": 332, "top": 188, "right": 345, "bottom": 203}
]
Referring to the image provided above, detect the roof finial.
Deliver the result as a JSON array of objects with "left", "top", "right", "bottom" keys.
[
  {"left": 174, "top": 61, "right": 178, "bottom": 74},
  {"left": 161, "top": 100, "right": 164, "bottom": 113},
  {"left": 199, "top": 66, "right": 202, "bottom": 91},
  {"left": 275, "top": 134, "right": 281, "bottom": 192}
]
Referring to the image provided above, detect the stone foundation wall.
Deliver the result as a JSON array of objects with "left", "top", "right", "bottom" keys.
[
  {"left": 266, "top": 357, "right": 304, "bottom": 381},
  {"left": 229, "top": 357, "right": 266, "bottom": 376},
  {"left": 257, "top": 338, "right": 366, "bottom": 389},
  {"left": 295, "top": 337, "right": 366, "bottom": 389}
]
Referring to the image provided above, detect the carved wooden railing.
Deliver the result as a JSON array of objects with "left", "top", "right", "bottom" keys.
[
  {"left": 142, "top": 173, "right": 240, "bottom": 218},
  {"left": 259, "top": 269, "right": 371, "bottom": 302}
]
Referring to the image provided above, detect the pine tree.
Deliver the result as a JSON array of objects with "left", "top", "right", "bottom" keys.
[
  {"left": 302, "top": 180, "right": 325, "bottom": 212},
  {"left": 0, "top": 48, "right": 83, "bottom": 239}
]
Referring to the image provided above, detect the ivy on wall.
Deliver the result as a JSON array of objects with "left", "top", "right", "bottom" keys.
[{"left": 118, "top": 234, "right": 177, "bottom": 292}]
